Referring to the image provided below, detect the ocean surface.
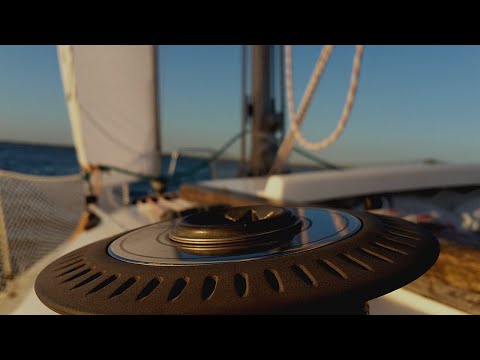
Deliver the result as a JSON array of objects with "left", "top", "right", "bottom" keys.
[{"left": 0, "top": 142, "right": 241, "bottom": 198}]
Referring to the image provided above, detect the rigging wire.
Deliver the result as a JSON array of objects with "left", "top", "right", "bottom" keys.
[
  {"left": 84, "top": 127, "right": 339, "bottom": 190},
  {"left": 84, "top": 130, "right": 248, "bottom": 188},
  {"left": 291, "top": 146, "right": 340, "bottom": 170}
]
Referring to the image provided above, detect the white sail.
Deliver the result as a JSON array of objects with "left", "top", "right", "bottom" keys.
[{"left": 57, "top": 45, "right": 161, "bottom": 186}]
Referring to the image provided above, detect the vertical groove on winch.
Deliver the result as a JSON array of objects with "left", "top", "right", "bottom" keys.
[
  {"left": 55, "top": 264, "right": 86, "bottom": 277},
  {"left": 71, "top": 272, "right": 103, "bottom": 290},
  {"left": 359, "top": 247, "right": 394, "bottom": 263},
  {"left": 291, "top": 264, "right": 318, "bottom": 286},
  {"left": 54, "top": 259, "right": 84, "bottom": 271},
  {"left": 87, "top": 275, "right": 118, "bottom": 295},
  {"left": 56, "top": 253, "right": 84, "bottom": 265},
  {"left": 136, "top": 278, "right": 161, "bottom": 301},
  {"left": 61, "top": 268, "right": 91, "bottom": 283},
  {"left": 234, "top": 273, "right": 249, "bottom": 298},
  {"left": 381, "top": 235, "right": 417, "bottom": 248},
  {"left": 109, "top": 277, "right": 137, "bottom": 299},
  {"left": 317, "top": 260, "right": 348, "bottom": 279},
  {"left": 386, "top": 226, "right": 421, "bottom": 235},
  {"left": 372, "top": 241, "right": 409, "bottom": 255},
  {"left": 264, "top": 269, "right": 284, "bottom": 293},
  {"left": 167, "top": 277, "right": 189, "bottom": 302},
  {"left": 386, "top": 230, "right": 421, "bottom": 241},
  {"left": 338, "top": 254, "right": 373, "bottom": 272},
  {"left": 201, "top": 276, "right": 218, "bottom": 301}
]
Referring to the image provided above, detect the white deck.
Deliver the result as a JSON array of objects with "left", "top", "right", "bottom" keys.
[{"left": 199, "top": 163, "right": 480, "bottom": 203}]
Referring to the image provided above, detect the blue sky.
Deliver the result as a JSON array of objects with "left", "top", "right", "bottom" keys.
[{"left": 1, "top": 45, "right": 480, "bottom": 166}]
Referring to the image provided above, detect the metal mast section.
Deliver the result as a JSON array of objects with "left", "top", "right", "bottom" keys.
[{"left": 241, "top": 45, "right": 285, "bottom": 177}]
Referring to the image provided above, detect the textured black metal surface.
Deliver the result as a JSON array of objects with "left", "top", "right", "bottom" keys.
[{"left": 35, "top": 209, "right": 439, "bottom": 314}]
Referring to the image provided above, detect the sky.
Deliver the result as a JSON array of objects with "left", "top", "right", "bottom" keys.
[{"left": 1, "top": 45, "right": 480, "bottom": 166}]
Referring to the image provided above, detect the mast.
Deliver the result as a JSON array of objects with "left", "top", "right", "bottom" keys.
[{"left": 249, "top": 45, "right": 281, "bottom": 176}]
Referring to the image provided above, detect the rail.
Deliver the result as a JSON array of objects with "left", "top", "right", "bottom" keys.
[{"left": 168, "top": 148, "right": 219, "bottom": 180}]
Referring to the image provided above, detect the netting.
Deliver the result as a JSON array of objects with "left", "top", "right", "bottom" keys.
[{"left": 0, "top": 170, "right": 86, "bottom": 292}]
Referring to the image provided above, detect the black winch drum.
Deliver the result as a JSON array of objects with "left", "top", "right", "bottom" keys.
[{"left": 35, "top": 206, "right": 439, "bottom": 314}]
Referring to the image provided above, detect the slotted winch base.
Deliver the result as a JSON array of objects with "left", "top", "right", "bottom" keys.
[{"left": 35, "top": 208, "right": 439, "bottom": 315}]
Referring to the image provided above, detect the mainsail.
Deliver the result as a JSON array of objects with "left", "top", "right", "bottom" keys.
[{"left": 57, "top": 45, "right": 161, "bottom": 186}]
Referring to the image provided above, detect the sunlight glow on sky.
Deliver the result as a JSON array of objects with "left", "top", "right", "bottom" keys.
[{"left": 1, "top": 45, "right": 480, "bottom": 166}]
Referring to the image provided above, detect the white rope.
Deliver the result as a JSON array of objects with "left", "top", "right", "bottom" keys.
[
  {"left": 270, "top": 45, "right": 364, "bottom": 174},
  {"left": 290, "top": 45, "right": 364, "bottom": 150},
  {"left": 288, "top": 45, "right": 335, "bottom": 138}
]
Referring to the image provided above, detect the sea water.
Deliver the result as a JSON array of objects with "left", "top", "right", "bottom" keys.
[{"left": 0, "top": 142, "right": 240, "bottom": 198}]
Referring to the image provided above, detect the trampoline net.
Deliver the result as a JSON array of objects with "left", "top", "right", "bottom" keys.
[{"left": 0, "top": 170, "right": 85, "bottom": 292}]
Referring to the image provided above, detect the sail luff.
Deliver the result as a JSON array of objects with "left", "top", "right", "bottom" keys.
[
  {"left": 152, "top": 46, "right": 162, "bottom": 168},
  {"left": 57, "top": 45, "right": 90, "bottom": 171}
]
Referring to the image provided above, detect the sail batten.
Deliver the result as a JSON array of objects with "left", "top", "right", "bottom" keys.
[{"left": 57, "top": 45, "right": 161, "bottom": 186}]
